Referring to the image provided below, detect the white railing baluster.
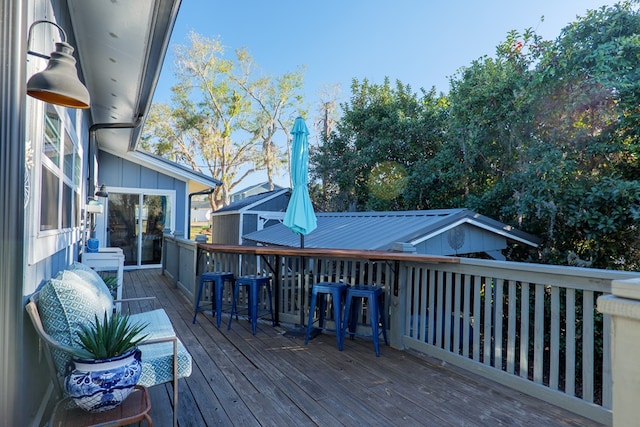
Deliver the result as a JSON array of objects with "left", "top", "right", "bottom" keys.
[
  {"left": 550, "top": 286, "right": 560, "bottom": 390},
  {"left": 483, "top": 277, "right": 493, "bottom": 366},
  {"left": 436, "top": 271, "right": 445, "bottom": 349},
  {"left": 519, "top": 282, "right": 530, "bottom": 379},
  {"left": 565, "top": 288, "right": 576, "bottom": 396},
  {"left": 472, "top": 275, "right": 481, "bottom": 362},
  {"left": 453, "top": 273, "right": 462, "bottom": 355},
  {"left": 428, "top": 269, "right": 436, "bottom": 345},
  {"left": 506, "top": 280, "right": 517, "bottom": 374},
  {"left": 602, "top": 313, "right": 612, "bottom": 409},
  {"left": 494, "top": 278, "right": 504, "bottom": 369},
  {"left": 418, "top": 267, "right": 426, "bottom": 342},
  {"left": 444, "top": 272, "right": 453, "bottom": 352},
  {"left": 534, "top": 284, "right": 545, "bottom": 384},
  {"left": 583, "top": 290, "right": 595, "bottom": 403},
  {"left": 462, "top": 274, "right": 471, "bottom": 358}
]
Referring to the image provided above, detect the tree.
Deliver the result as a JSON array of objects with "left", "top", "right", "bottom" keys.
[
  {"left": 443, "top": 2, "right": 640, "bottom": 268},
  {"left": 310, "top": 78, "right": 447, "bottom": 211},
  {"left": 312, "top": 2, "right": 640, "bottom": 269},
  {"left": 141, "top": 32, "right": 304, "bottom": 209},
  {"left": 522, "top": 1, "right": 640, "bottom": 268},
  {"left": 309, "top": 84, "right": 342, "bottom": 211}
]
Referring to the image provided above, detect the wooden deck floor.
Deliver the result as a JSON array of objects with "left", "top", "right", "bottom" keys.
[{"left": 125, "top": 269, "right": 606, "bottom": 427}]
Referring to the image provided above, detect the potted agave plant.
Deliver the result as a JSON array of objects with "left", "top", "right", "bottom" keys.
[{"left": 65, "top": 311, "right": 148, "bottom": 413}]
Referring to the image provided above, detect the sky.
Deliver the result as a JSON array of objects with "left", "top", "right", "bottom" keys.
[{"left": 151, "top": 0, "right": 619, "bottom": 189}]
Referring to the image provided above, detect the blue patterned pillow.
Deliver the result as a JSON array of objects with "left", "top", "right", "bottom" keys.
[
  {"left": 58, "top": 268, "right": 113, "bottom": 305},
  {"left": 37, "top": 276, "right": 113, "bottom": 377}
]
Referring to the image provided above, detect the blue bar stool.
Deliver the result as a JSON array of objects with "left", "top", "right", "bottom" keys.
[
  {"left": 305, "top": 282, "right": 348, "bottom": 349},
  {"left": 342, "top": 285, "right": 388, "bottom": 356},
  {"left": 228, "top": 275, "right": 274, "bottom": 335},
  {"left": 192, "top": 272, "right": 235, "bottom": 327}
]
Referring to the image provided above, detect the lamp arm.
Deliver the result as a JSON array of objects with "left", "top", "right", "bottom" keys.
[{"left": 27, "top": 20, "right": 68, "bottom": 60}]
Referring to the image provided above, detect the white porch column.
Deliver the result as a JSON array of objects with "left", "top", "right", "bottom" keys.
[
  {"left": 597, "top": 278, "right": 640, "bottom": 427},
  {"left": 0, "top": 0, "right": 27, "bottom": 426}
]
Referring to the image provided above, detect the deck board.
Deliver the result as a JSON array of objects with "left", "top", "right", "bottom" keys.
[{"left": 123, "top": 269, "right": 606, "bottom": 427}]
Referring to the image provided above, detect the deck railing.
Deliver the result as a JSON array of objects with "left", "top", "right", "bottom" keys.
[{"left": 162, "top": 236, "right": 639, "bottom": 425}]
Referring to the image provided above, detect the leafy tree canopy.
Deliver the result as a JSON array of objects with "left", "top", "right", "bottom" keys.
[{"left": 312, "top": 2, "right": 640, "bottom": 269}]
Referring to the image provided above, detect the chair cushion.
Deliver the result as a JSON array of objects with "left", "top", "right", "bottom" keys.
[
  {"left": 138, "top": 340, "right": 193, "bottom": 387},
  {"left": 130, "top": 309, "right": 193, "bottom": 384},
  {"left": 129, "top": 309, "right": 178, "bottom": 340},
  {"left": 37, "top": 276, "right": 113, "bottom": 376}
]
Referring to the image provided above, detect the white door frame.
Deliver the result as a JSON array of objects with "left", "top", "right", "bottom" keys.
[{"left": 95, "top": 186, "right": 176, "bottom": 268}]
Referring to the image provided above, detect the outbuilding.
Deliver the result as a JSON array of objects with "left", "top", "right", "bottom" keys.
[{"left": 243, "top": 209, "right": 540, "bottom": 260}]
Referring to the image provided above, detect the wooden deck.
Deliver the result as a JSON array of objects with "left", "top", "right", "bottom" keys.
[{"left": 125, "top": 269, "right": 606, "bottom": 427}]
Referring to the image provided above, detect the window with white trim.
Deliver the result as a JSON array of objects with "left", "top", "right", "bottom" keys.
[{"left": 40, "top": 104, "right": 81, "bottom": 232}]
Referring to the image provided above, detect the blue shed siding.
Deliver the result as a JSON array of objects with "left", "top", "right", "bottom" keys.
[{"left": 416, "top": 224, "right": 507, "bottom": 256}]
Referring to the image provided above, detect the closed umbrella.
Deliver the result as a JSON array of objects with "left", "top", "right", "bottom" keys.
[
  {"left": 284, "top": 116, "right": 317, "bottom": 243},
  {"left": 283, "top": 117, "right": 317, "bottom": 334}
]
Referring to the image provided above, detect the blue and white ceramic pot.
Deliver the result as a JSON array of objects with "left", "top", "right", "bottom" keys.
[{"left": 65, "top": 348, "right": 142, "bottom": 412}]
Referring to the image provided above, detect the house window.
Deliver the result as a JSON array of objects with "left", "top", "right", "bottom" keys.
[{"left": 39, "top": 105, "right": 81, "bottom": 232}]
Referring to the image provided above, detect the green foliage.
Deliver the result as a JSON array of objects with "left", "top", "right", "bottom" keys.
[
  {"left": 73, "top": 312, "right": 148, "bottom": 360},
  {"left": 311, "top": 2, "right": 640, "bottom": 269},
  {"left": 141, "top": 32, "right": 305, "bottom": 209},
  {"left": 310, "top": 78, "right": 448, "bottom": 211}
]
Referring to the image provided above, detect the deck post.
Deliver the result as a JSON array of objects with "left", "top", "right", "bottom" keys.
[{"left": 597, "top": 277, "right": 640, "bottom": 427}]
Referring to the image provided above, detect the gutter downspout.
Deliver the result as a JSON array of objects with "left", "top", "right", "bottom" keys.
[
  {"left": 87, "top": 116, "right": 143, "bottom": 197},
  {"left": 188, "top": 187, "right": 216, "bottom": 240}
]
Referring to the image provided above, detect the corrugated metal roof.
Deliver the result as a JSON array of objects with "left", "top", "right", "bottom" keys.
[
  {"left": 213, "top": 189, "right": 290, "bottom": 214},
  {"left": 232, "top": 182, "right": 285, "bottom": 196},
  {"left": 242, "top": 209, "right": 541, "bottom": 250}
]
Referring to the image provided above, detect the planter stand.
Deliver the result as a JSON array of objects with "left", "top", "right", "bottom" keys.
[{"left": 50, "top": 384, "right": 151, "bottom": 426}]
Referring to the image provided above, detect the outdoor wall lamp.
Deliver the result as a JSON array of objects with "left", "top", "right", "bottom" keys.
[
  {"left": 26, "top": 20, "right": 90, "bottom": 109},
  {"left": 95, "top": 184, "right": 108, "bottom": 198}
]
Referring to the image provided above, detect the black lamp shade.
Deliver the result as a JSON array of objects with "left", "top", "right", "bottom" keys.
[{"left": 95, "top": 184, "right": 108, "bottom": 198}]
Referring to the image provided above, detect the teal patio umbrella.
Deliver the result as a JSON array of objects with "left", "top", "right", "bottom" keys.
[
  {"left": 283, "top": 117, "right": 317, "bottom": 334},
  {"left": 284, "top": 117, "right": 317, "bottom": 245}
]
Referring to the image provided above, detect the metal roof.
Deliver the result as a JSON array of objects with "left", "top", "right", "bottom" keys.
[
  {"left": 232, "top": 182, "right": 285, "bottom": 196},
  {"left": 213, "top": 189, "right": 290, "bottom": 214},
  {"left": 242, "top": 209, "right": 541, "bottom": 250}
]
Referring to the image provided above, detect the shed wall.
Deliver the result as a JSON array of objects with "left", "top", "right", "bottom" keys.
[
  {"left": 416, "top": 223, "right": 507, "bottom": 256},
  {"left": 212, "top": 214, "right": 241, "bottom": 244}
]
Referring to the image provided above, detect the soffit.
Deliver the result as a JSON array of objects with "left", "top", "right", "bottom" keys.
[{"left": 66, "top": 0, "right": 180, "bottom": 153}]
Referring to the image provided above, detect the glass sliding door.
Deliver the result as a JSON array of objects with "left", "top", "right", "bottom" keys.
[
  {"left": 107, "top": 193, "right": 139, "bottom": 266},
  {"left": 141, "top": 194, "right": 170, "bottom": 265},
  {"left": 107, "top": 190, "right": 173, "bottom": 267}
]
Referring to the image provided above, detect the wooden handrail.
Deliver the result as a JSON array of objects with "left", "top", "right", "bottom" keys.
[{"left": 197, "top": 243, "right": 460, "bottom": 264}]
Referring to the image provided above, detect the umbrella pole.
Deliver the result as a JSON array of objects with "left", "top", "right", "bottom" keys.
[
  {"left": 284, "top": 233, "right": 321, "bottom": 339},
  {"left": 300, "top": 256, "right": 306, "bottom": 329},
  {"left": 300, "top": 233, "right": 307, "bottom": 329},
  {"left": 299, "top": 234, "right": 305, "bottom": 327}
]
